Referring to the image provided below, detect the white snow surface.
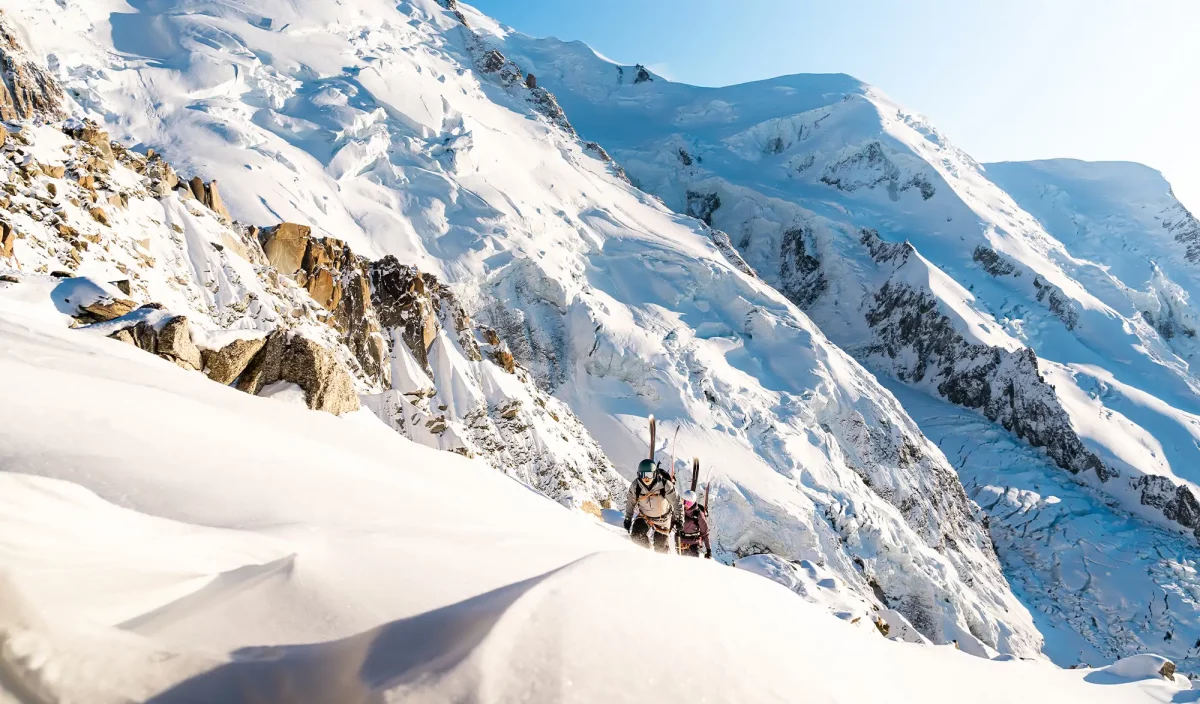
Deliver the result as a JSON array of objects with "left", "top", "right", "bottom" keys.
[
  {"left": 0, "top": 293, "right": 1192, "bottom": 702},
  {"left": 1, "top": 0, "right": 1055, "bottom": 660}
]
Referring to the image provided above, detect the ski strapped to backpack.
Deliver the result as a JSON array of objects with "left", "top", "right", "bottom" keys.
[{"left": 691, "top": 456, "right": 700, "bottom": 492}]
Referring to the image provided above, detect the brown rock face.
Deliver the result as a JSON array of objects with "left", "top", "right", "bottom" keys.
[
  {"left": 186, "top": 176, "right": 233, "bottom": 221},
  {"left": 279, "top": 335, "right": 360, "bottom": 415},
  {"left": 80, "top": 297, "right": 137, "bottom": 322},
  {"left": 201, "top": 336, "right": 267, "bottom": 385},
  {"left": 259, "top": 224, "right": 389, "bottom": 387},
  {"left": 0, "top": 12, "right": 65, "bottom": 122},
  {"left": 259, "top": 222, "right": 312, "bottom": 276},
  {"left": 63, "top": 120, "right": 114, "bottom": 164},
  {"left": 235, "top": 330, "right": 360, "bottom": 415},
  {"left": 107, "top": 313, "right": 202, "bottom": 371},
  {"left": 0, "top": 220, "right": 13, "bottom": 259}
]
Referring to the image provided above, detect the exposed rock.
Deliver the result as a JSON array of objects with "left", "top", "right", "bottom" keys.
[
  {"left": 820, "top": 142, "right": 935, "bottom": 201},
  {"left": 187, "top": 176, "right": 232, "bottom": 221},
  {"left": 686, "top": 191, "right": 722, "bottom": 226},
  {"left": 279, "top": 335, "right": 360, "bottom": 415},
  {"left": 779, "top": 226, "right": 826, "bottom": 308},
  {"left": 235, "top": 330, "right": 359, "bottom": 415},
  {"left": 1132, "top": 475, "right": 1200, "bottom": 539},
  {"left": 63, "top": 120, "right": 114, "bottom": 164},
  {"left": 0, "top": 219, "right": 13, "bottom": 259},
  {"left": 859, "top": 230, "right": 1113, "bottom": 494},
  {"left": 1160, "top": 659, "right": 1177, "bottom": 680},
  {"left": 235, "top": 330, "right": 287, "bottom": 395},
  {"left": 1032, "top": 276, "right": 1079, "bottom": 330},
  {"left": 107, "top": 313, "right": 202, "bottom": 371},
  {"left": 79, "top": 296, "right": 137, "bottom": 322},
  {"left": 369, "top": 256, "right": 441, "bottom": 373},
  {"left": 259, "top": 222, "right": 311, "bottom": 276},
  {"left": 633, "top": 64, "right": 653, "bottom": 84},
  {"left": 109, "top": 279, "right": 131, "bottom": 295},
  {"left": 0, "top": 11, "right": 65, "bottom": 121},
  {"left": 525, "top": 73, "right": 537, "bottom": 90},
  {"left": 201, "top": 336, "right": 267, "bottom": 385},
  {"left": 156, "top": 316, "right": 203, "bottom": 370},
  {"left": 972, "top": 246, "right": 1016, "bottom": 277},
  {"left": 260, "top": 224, "right": 389, "bottom": 386}
]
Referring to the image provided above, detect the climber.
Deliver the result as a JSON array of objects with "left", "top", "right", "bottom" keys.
[
  {"left": 677, "top": 490, "right": 712, "bottom": 559},
  {"left": 623, "top": 458, "right": 684, "bottom": 553}
]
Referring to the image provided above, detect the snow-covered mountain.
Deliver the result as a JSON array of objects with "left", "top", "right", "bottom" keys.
[
  {"left": 474, "top": 11, "right": 1200, "bottom": 672},
  {"left": 0, "top": 0, "right": 1198, "bottom": 697}
]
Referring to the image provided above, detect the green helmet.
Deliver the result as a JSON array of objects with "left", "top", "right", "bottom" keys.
[{"left": 637, "top": 459, "right": 656, "bottom": 482}]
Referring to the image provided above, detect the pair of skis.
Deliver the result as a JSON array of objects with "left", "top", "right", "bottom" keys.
[{"left": 648, "top": 415, "right": 712, "bottom": 507}]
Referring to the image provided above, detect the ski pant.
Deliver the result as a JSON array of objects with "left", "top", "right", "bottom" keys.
[
  {"left": 680, "top": 542, "right": 703, "bottom": 558},
  {"left": 630, "top": 517, "right": 673, "bottom": 553}
]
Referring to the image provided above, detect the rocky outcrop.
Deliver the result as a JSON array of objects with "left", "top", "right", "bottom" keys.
[
  {"left": 109, "top": 311, "right": 203, "bottom": 371},
  {"left": 258, "top": 223, "right": 389, "bottom": 387},
  {"left": 820, "top": 142, "right": 935, "bottom": 201},
  {"left": 369, "top": 256, "right": 442, "bottom": 374},
  {"left": 686, "top": 191, "right": 721, "bottom": 226},
  {"left": 972, "top": 246, "right": 1079, "bottom": 330},
  {"left": 79, "top": 296, "right": 138, "bottom": 323},
  {"left": 633, "top": 64, "right": 653, "bottom": 84},
  {"left": 862, "top": 230, "right": 1110, "bottom": 482},
  {"left": 779, "top": 226, "right": 826, "bottom": 308},
  {"left": 0, "top": 11, "right": 64, "bottom": 122},
  {"left": 236, "top": 330, "right": 360, "bottom": 415},
  {"left": 201, "top": 336, "right": 267, "bottom": 385},
  {"left": 0, "top": 219, "right": 13, "bottom": 259},
  {"left": 972, "top": 246, "right": 1016, "bottom": 277},
  {"left": 187, "top": 177, "right": 231, "bottom": 221}
]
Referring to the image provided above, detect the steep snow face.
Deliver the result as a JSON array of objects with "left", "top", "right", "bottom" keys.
[
  {"left": 490, "top": 23, "right": 1200, "bottom": 537},
  {"left": 0, "top": 310, "right": 1191, "bottom": 703},
  {"left": 3, "top": 0, "right": 1047, "bottom": 655},
  {"left": 885, "top": 379, "right": 1200, "bottom": 675},
  {"left": 985, "top": 159, "right": 1200, "bottom": 360}
]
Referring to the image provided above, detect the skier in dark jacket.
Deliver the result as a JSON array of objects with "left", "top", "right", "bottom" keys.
[
  {"left": 678, "top": 490, "right": 712, "bottom": 558},
  {"left": 623, "top": 458, "right": 684, "bottom": 553}
]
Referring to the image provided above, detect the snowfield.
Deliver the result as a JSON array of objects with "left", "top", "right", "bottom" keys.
[
  {"left": 1, "top": 0, "right": 1199, "bottom": 698},
  {"left": 0, "top": 292, "right": 1192, "bottom": 703},
  {"left": 2, "top": 0, "right": 1052, "bottom": 661}
]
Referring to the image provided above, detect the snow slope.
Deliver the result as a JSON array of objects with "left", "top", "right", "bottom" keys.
[
  {"left": 472, "top": 16, "right": 1200, "bottom": 671},
  {"left": 491, "top": 23, "right": 1200, "bottom": 536},
  {"left": 0, "top": 0, "right": 1052, "bottom": 657},
  {"left": 0, "top": 290, "right": 1191, "bottom": 703}
]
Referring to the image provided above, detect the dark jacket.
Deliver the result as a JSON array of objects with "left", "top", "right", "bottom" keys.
[
  {"left": 679, "top": 503, "right": 710, "bottom": 550},
  {"left": 624, "top": 471, "right": 683, "bottom": 532}
]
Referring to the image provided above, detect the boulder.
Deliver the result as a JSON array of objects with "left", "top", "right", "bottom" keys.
[
  {"left": 205, "top": 179, "right": 232, "bottom": 221},
  {"left": 236, "top": 331, "right": 360, "bottom": 415},
  {"left": 235, "top": 330, "right": 288, "bottom": 396},
  {"left": 107, "top": 313, "right": 202, "bottom": 371},
  {"left": 63, "top": 120, "right": 114, "bottom": 163},
  {"left": 0, "top": 220, "right": 13, "bottom": 258},
  {"left": 279, "top": 335, "right": 360, "bottom": 415},
  {"left": 155, "top": 316, "right": 203, "bottom": 370},
  {"left": 80, "top": 297, "right": 137, "bottom": 322},
  {"left": 259, "top": 222, "right": 311, "bottom": 275},
  {"left": 201, "top": 336, "right": 267, "bottom": 385}
]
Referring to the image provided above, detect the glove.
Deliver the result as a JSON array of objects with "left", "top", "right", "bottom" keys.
[
  {"left": 705, "top": 550, "right": 712, "bottom": 559},
  {"left": 623, "top": 518, "right": 632, "bottom": 532}
]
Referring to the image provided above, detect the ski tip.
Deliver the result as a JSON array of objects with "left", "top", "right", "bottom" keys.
[
  {"left": 648, "top": 414, "right": 655, "bottom": 422},
  {"left": 693, "top": 456, "right": 699, "bottom": 463}
]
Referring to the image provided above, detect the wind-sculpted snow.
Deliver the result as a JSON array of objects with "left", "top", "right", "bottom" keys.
[{"left": 2, "top": 0, "right": 1051, "bottom": 655}]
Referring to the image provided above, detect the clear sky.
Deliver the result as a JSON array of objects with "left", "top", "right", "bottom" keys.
[{"left": 468, "top": 0, "right": 1200, "bottom": 211}]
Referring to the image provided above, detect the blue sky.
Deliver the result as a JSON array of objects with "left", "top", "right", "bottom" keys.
[{"left": 469, "top": 0, "right": 1200, "bottom": 210}]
